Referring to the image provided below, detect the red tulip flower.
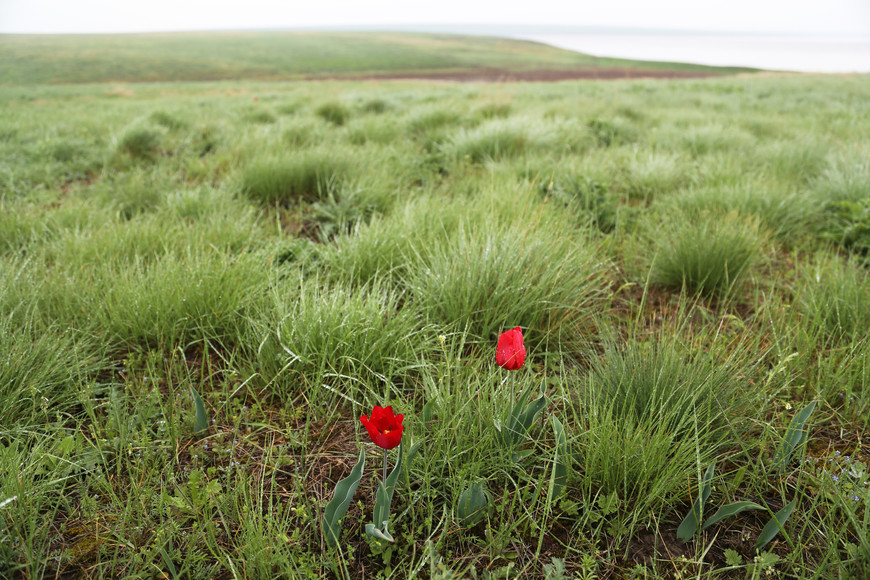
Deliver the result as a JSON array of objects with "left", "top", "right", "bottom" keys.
[
  {"left": 496, "top": 327, "right": 526, "bottom": 371},
  {"left": 360, "top": 406, "right": 404, "bottom": 450}
]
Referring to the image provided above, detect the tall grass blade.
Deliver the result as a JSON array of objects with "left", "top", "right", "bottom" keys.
[{"left": 551, "top": 416, "right": 568, "bottom": 500}]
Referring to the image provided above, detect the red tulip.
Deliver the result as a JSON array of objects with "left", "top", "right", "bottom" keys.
[
  {"left": 360, "top": 406, "right": 404, "bottom": 450},
  {"left": 496, "top": 327, "right": 526, "bottom": 371}
]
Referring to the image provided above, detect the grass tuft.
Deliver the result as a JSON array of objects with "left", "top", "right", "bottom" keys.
[
  {"left": 240, "top": 149, "right": 351, "bottom": 204},
  {"left": 405, "top": 215, "right": 609, "bottom": 350},
  {"left": 117, "top": 126, "right": 162, "bottom": 159},
  {"left": 651, "top": 211, "right": 763, "bottom": 298},
  {"left": 259, "top": 276, "right": 433, "bottom": 404},
  {"left": 316, "top": 101, "right": 351, "bottom": 126}
]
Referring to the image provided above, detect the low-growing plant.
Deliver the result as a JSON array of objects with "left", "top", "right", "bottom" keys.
[
  {"left": 754, "top": 139, "right": 828, "bottom": 185},
  {"left": 651, "top": 211, "right": 763, "bottom": 298},
  {"left": 316, "top": 101, "right": 350, "bottom": 126},
  {"left": 443, "top": 118, "right": 532, "bottom": 162},
  {"left": 587, "top": 117, "right": 636, "bottom": 148},
  {"left": 456, "top": 482, "right": 492, "bottom": 527},
  {"left": 677, "top": 402, "right": 817, "bottom": 554},
  {"left": 49, "top": 140, "right": 80, "bottom": 162},
  {"left": 0, "top": 315, "right": 105, "bottom": 425},
  {"left": 361, "top": 98, "right": 390, "bottom": 114},
  {"left": 566, "top": 336, "right": 751, "bottom": 527},
  {"left": 117, "top": 126, "right": 162, "bottom": 159},
  {"left": 797, "top": 253, "right": 870, "bottom": 343},
  {"left": 345, "top": 117, "right": 403, "bottom": 145},
  {"left": 622, "top": 152, "right": 689, "bottom": 200},
  {"left": 672, "top": 183, "right": 813, "bottom": 243},
  {"left": 321, "top": 193, "right": 458, "bottom": 285},
  {"left": 675, "top": 123, "right": 754, "bottom": 157},
  {"left": 474, "top": 102, "right": 512, "bottom": 120},
  {"left": 240, "top": 149, "right": 351, "bottom": 204},
  {"left": 0, "top": 433, "right": 84, "bottom": 577},
  {"left": 540, "top": 175, "right": 618, "bottom": 232},
  {"left": 405, "top": 106, "right": 464, "bottom": 136},
  {"left": 261, "top": 276, "right": 432, "bottom": 403},
  {"left": 588, "top": 339, "right": 743, "bottom": 444},
  {"left": 87, "top": 168, "right": 169, "bottom": 219},
  {"left": 811, "top": 341, "right": 870, "bottom": 428},
  {"left": 245, "top": 108, "right": 277, "bottom": 124},
  {"left": 309, "top": 185, "right": 388, "bottom": 240},
  {"left": 404, "top": 216, "right": 608, "bottom": 350},
  {"left": 45, "top": 197, "right": 259, "bottom": 267},
  {"left": 0, "top": 201, "right": 48, "bottom": 255},
  {"left": 149, "top": 110, "right": 187, "bottom": 131},
  {"left": 283, "top": 118, "right": 325, "bottom": 147},
  {"left": 34, "top": 247, "right": 268, "bottom": 350}
]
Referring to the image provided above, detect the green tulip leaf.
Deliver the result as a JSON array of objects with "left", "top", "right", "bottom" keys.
[
  {"left": 501, "top": 390, "right": 547, "bottom": 450},
  {"left": 365, "top": 522, "right": 395, "bottom": 542},
  {"left": 771, "top": 401, "right": 816, "bottom": 470},
  {"left": 323, "top": 447, "right": 365, "bottom": 548},
  {"left": 516, "top": 394, "right": 547, "bottom": 433},
  {"left": 702, "top": 501, "right": 765, "bottom": 530},
  {"left": 755, "top": 498, "right": 797, "bottom": 551},
  {"left": 677, "top": 463, "right": 715, "bottom": 541},
  {"left": 511, "top": 449, "right": 536, "bottom": 462},
  {"left": 457, "top": 482, "right": 491, "bottom": 527},
  {"left": 191, "top": 387, "right": 208, "bottom": 437},
  {"left": 497, "top": 389, "right": 529, "bottom": 448},
  {"left": 371, "top": 444, "right": 403, "bottom": 533}
]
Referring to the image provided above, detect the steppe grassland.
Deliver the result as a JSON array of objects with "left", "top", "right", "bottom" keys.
[
  {"left": 1, "top": 74, "right": 869, "bottom": 578},
  {"left": 0, "top": 31, "right": 751, "bottom": 84}
]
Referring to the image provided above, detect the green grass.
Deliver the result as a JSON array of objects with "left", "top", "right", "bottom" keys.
[
  {"left": 240, "top": 148, "right": 353, "bottom": 204},
  {"left": 1, "top": 70, "right": 870, "bottom": 578},
  {"left": 0, "top": 30, "right": 756, "bottom": 85},
  {"left": 650, "top": 211, "right": 764, "bottom": 299}
]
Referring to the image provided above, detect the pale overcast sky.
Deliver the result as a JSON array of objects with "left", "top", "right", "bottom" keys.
[{"left": 2, "top": 0, "right": 869, "bottom": 35}]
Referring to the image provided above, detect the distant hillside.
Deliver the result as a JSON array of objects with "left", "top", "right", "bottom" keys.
[{"left": 0, "top": 30, "right": 758, "bottom": 84}]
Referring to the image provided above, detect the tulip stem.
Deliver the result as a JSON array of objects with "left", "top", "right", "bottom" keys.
[{"left": 382, "top": 449, "right": 388, "bottom": 484}]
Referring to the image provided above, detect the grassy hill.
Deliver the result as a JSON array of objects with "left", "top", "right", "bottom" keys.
[{"left": 0, "top": 30, "right": 757, "bottom": 84}]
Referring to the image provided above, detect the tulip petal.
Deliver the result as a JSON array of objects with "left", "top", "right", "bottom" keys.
[
  {"left": 360, "top": 406, "right": 404, "bottom": 449},
  {"left": 496, "top": 327, "right": 526, "bottom": 371}
]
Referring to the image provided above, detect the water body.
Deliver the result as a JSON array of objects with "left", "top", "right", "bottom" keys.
[{"left": 512, "top": 33, "right": 870, "bottom": 73}]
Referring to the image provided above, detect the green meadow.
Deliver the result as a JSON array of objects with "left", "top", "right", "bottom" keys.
[
  {"left": 0, "top": 32, "right": 869, "bottom": 578},
  {"left": 0, "top": 31, "right": 754, "bottom": 84}
]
